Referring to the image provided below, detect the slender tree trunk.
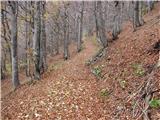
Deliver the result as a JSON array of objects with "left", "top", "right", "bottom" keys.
[
  {"left": 9, "top": 1, "right": 20, "bottom": 88},
  {"left": 25, "top": 1, "right": 29, "bottom": 77},
  {"left": 33, "top": 1, "right": 41, "bottom": 80},
  {"left": 139, "top": 1, "right": 144, "bottom": 25},
  {"left": 55, "top": 33, "right": 59, "bottom": 55},
  {"left": 63, "top": 6, "right": 69, "bottom": 60},
  {"left": 77, "top": 1, "right": 84, "bottom": 52},
  {"left": 148, "top": 1, "right": 154, "bottom": 11},
  {"left": 112, "top": 2, "right": 122, "bottom": 40},
  {"left": 40, "top": 2, "right": 47, "bottom": 73},
  {"left": 94, "top": 2, "right": 99, "bottom": 39},
  {"left": 1, "top": 48, "right": 7, "bottom": 80}
]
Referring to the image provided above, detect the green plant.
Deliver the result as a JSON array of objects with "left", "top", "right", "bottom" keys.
[
  {"left": 100, "top": 89, "right": 109, "bottom": 97},
  {"left": 132, "top": 63, "right": 145, "bottom": 77},
  {"left": 149, "top": 99, "right": 160, "bottom": 108},
  {"left": 91, "top": 66, "right": 102, "bottom": 77},
  {"left": 119, "top": 80, "right": 126, "bottom": 89}
]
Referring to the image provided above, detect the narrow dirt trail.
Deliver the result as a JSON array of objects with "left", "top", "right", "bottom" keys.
[
  {"left": 2, "top": 40, "right": 106, "bottom": 120},
  {"left": 2, "top": 3, "right": 160, "bottom": 120}
]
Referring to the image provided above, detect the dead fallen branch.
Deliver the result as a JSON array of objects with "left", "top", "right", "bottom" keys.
[{"left": 126, "top": 59, "right": 160, "bottom": 120}]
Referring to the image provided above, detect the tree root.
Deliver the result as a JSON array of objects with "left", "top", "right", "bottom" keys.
[{"left": 86, "top": 48, "right": 107, "bottom": 66}]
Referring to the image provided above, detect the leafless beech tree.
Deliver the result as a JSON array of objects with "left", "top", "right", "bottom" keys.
[
  {"left": 9, "top": 1, "right": 20, "bottom": 88},
  {"left": 95, "top": 1, "right": 108, "bottom": 48},
  {"left": 63, "top": 3, "right": 70, "bottom": 60},
  {"left": 40, "top": 2, "right": 47, "bottom": 73},
  {"left": 1, "top": 1, "right": 153, "bottom": 88},
  {"left": 33, "top": 1, "right": 41, "bottom": 80},
  {"left": 77, "top": 1, "right": 84, "bottom": 52},
  {"left": 112, "top": 1, "right": 122, "bottom": 40},
  {"left": 133, "top": 1, "right": 144, "bottom": 31}
]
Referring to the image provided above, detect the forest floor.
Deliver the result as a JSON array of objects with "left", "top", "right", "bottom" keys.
[{"left": 1, "top": 3, "right": 160, "bottom": 120}]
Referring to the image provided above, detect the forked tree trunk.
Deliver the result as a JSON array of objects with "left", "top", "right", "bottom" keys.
[{"left": 9, "top": 1, "right": 20, "bottom": 88}]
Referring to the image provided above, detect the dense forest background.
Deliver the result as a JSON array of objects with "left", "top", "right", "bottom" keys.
[{"left": 1, "top": 1, "right": 160, "bottom": 120}]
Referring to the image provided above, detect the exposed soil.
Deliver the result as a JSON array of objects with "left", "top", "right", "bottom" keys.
[{"left": 1, "top": 3, "right": 160, "bottom": 120}]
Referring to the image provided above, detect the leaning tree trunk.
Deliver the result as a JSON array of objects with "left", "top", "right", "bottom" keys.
[
  {"left": 9, "top": 1, "right": 20, "bottom": 88},
  {"left": 33, "top": 1, "right": 41, "bottom": 80},
  {"left": 96, "top": 1, "right": 108, "bottom": 48}
]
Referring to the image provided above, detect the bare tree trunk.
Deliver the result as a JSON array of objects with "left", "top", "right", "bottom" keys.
[
  {"left": 139, "top": 1, "right": 144, "bottom": 25},
  {"left": 63, "top": 5, "right": 69, "bottom": 60},
  {"left": 133, "top": 1, "right": 141, "bottom": 30},
  {"left": 40, "top": 1, "right": 47, "bottom": 73},
  {"left": 1, "top": 47, "right": 7, "bottom": 80},
  {"left": 33, "top": 1, "right": 41, "bottom": 80},
  {"left": 112, "top": 1, "right": 122, "bottom": 40},
  {"left": 9, "top": 1, "right": 20, "bottom": 88},
  {"left": 148, "top": 1, "right": 154, "bottom": 11},
  {"left": 96, "top": 1, "right": 108, "bottom": 48},
  {"left": 1, "top": 3, "right": 12, "bottom": 71},
  {"left": 94, "top": 2, "right": 99, "bottom": 39},
  {"left": 25, "top": 1, "right": 29, "bottom": 77},
  {"left": 77, "top": 1, "right": 84, "bottom": 52}
]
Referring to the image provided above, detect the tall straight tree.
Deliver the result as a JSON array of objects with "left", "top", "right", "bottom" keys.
[
  {"left": 33, "top": 1, "right": 41, "bottom": 80},
  {"left": 133, "top": 1, "right": 144, "bottom": 30},
  {"left": 40, "top": 1, "right": 47, "bottom": 73},
  {"left": 9, "top": 1, "right": 20, "bottom": 88},
  {"left": 112, "top": 1, "right": 122, "bottom": 40},
  {"left": 25, "top": 1, "right": 29, "bottom": 77},
  {"left": 139, "top": 1, "right": 144, "bottom": 25},
  {"left": 77, "top": 1, "right": 84, "bottom": 52},
  {"left": 63, "top": 3, "right": 69, "bottom": 60},
  {"left": 96, "top": 1, "right": 108, "bottom": 48}
]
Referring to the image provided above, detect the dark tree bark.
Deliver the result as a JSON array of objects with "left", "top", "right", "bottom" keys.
[
  {"left": 1, "top": 47, "right": 7, "bottom": 80},
  {"left": 40, "top": 1, "right": 47, "bottom": 73},
  {"left": 9, "top": 1, "right": 20, "bottom": 88},
  {"left": 112, "top": 1, "right": 122, "bottom": 40},
  {"left": 33, "top": 1, "right": 41, "bottom": 80},
  {"left": 133, "top": 1, "right": 143, "bottom": 30}
]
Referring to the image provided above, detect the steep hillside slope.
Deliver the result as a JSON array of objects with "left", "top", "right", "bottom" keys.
[{"left": 1, "top": 2, "right": 160, "bottom": 120}]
